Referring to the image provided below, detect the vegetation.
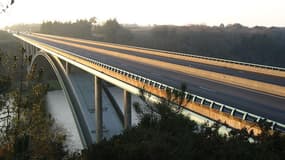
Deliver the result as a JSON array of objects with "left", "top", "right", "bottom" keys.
[
  {"left": 0, "top": 31, "right": 77, "bottom": 159},
  {"left": 128, "top": 24, "right": 285, "bottom": 67},
  {"left": 84, "top": 103, "right": 285, "bottom": 160},
  {"left": 94, "top": 19, "right": 133, "bottom": 43},
  {"left": 0, "top": 83, "right": 69, "bottom": 159},
  {"left": 0, "top": 0, "right": 14, "bottom": 14},
  {"left": 2, "top": 21, "right": 285, "bottom": 159},
  {"left": 0, "top": 30, "right": 21, "bottom": 92},
  {"left": 81, "top": 87, "right": 285, "bottom": 159},
  {"left": 40, "top": 20, "right": 93, "bottom": 39},
  {"left": 5, "top": 24, "right": 41, "bottom": 33},
  {"left": 33, "top": 19, "right": 285, "bottom": 67},
  {"left": 0, "top": 31, "right": 21, "bottom": 59}
]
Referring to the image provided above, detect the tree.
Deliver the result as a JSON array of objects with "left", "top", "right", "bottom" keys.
[
  {"left": 0, "top": 32, "right": 77, "bottom": 159},
  {"left": 89, "top": 17, "right": 97, "bottom": 25},
  {"left": 40, "top": 20, "right": 92, "bottom": 39},
  {"left": 0, "top": 0, "right": 15, "bottom": 14}
]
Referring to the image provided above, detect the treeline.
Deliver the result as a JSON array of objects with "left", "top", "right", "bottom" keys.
[
  {"left": 129, "top": 24, "right": 285, "bottom": 67},
  {"left": 39, "top": 19, "right": 132, "bottom": 43},
  {"left": 5, "top": 23, "right": 41, "bottom": 32},
  {"left": 40, "top": 20, "right": 93, "bottom": 38},
  {"left": 34, "top": 19, "right": 285, "bottom": 67}
]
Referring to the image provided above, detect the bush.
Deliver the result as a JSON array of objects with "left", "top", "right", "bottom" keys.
[{"left": 84, "top": 104, "right": 285, "bottom": 160}]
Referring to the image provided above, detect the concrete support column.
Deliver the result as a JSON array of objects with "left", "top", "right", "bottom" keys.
[
  {"left": 32, "top": 46, "right": 35, "bottom": 55},
  {"left": 30, "top": 45, "right": 33, "bottom": 55},
  {"left": 22, "top": 41, "right": 25, "bottom": 51},
  {"left": 26, "top": 43, "right": 28, "bottom": 54},
  {"left": 124, "top": 90, "right": 131, "bottom": 129},
  {"left": 24, "top": 43, "right": 27, "bottom": 53},
  {"left": 95, "top": 76, "right": 103, "bottom": 143},
  {"left": 30, "top": 45, "right": 32, "bottom": 55},
  {"left": 28, "top": 44, "right": 31, "bottom": 55}
]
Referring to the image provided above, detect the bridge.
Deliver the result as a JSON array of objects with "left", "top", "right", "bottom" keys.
[{"left": 14, "top": 33, "right": 285, "bottom": 148}]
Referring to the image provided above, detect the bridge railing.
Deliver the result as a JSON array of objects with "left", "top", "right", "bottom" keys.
[
  {"left": 53, "top": 46, "right": 285, "bottom": 132},
  {"left": 17, "top": 33, "right": 285, "bottom": 132},
  {"left": 86, "top": 39, "right": 285, "bottom": 72},
  {"left": 164, "top": 49, "right": 285, "bottom": 71},
  {"left": 116, "top": 43, "right": 285, "bottom": 71}
]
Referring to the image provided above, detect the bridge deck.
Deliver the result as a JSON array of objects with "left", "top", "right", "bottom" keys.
[{"left": 22, "top": 33, "right": 285, "bottom": 124}]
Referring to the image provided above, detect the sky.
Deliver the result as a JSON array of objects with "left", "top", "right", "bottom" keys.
[{"left": 0, "top": 0, "right": 285, "bottom": 28}]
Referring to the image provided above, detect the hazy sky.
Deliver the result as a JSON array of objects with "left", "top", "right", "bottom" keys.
[{"left": 0, "top": 0, "right": 285, "bottom": 28}]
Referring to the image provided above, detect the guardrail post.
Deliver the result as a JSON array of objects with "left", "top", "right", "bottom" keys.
[
  {"left": 65, "top": 61, "right": 70, "bottom": 74},
  {"left": 192, "top": 96, "right": 196, "bottom": 102},
  {"left": 200, "top": 99, "right": 205, "bottom": 105},
  {"left": 271, "top": 122, "right": 276, "bottom": 130},
  {"left": 124, "top": 90, "right": 132, "bottom": 129},
  {"left": 219, "top": 105, "right": 224, "bottom": 112},
  {"left": 95, "top": 76, "right": 103, "bottom": 143},
  {"left": 230, "top": 109, "right": 235, "bottom": 116},
  {"left": 209, "top": 102, "right": 214, "bottom": 108},
  {"left": 242, "top": 113, "right": 247, "bottom": 120}
]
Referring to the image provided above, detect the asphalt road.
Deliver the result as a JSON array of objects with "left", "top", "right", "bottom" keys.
[{"left": 23, "top": 34, "right": 285, "bottom": 124}]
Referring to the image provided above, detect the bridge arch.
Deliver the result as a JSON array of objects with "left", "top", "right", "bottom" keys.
[{"left": 29, "top": 51, "right": 93, "bottom": 148}]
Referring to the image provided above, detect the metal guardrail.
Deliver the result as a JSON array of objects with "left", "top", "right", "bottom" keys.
[
  {"left": 99, "top": 41, "right": 285, "bottom": 71},
  {"left": 47, "top": 45, "right": 285, "bottom": 132},
  {"left": 18, "top": 35, "right": 285, "bottom": 132},
  {"left": 161, "top": 49, "right": 285, "bottom": 71},
  {"left": 29, "top": 32, "right": 285, "bottom": 71}
]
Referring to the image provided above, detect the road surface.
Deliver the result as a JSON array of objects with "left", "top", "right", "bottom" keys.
[{"left": 23, "top": 34, "right": 285, "bottom": 124}]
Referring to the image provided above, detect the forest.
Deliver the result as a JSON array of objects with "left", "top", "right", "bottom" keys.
[
  {"left": 2, "top": 20, "right": 285, "bottom": 159},
  {"left": 21, "top": 20, "right": 284, "bottom": 68}
]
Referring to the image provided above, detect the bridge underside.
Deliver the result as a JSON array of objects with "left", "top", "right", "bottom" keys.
[{"left": 25, "top": 43, "right": 144, "bottom": 148}]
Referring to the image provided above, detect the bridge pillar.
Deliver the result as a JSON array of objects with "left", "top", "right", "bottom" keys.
[
  {"left": 28, "top": 44, "right": 31, "bottom": 55},
  {"left": 22, "top": 41, "right": 26, "bottom": 52},
  {"left": 25, "top": 43, "right": 28, "bottom": 54},
  {"left": 124, "top": 90, "right": 131, "bottom": 129},
  {"left": 32, "top": 45, "right": 36, "bottom": 55},
  {"left": 95, "top": 76, "right": 103, "bottom": 142},
  {"left": 31, "top": 45, "right": 34, "bottom": 56}
]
